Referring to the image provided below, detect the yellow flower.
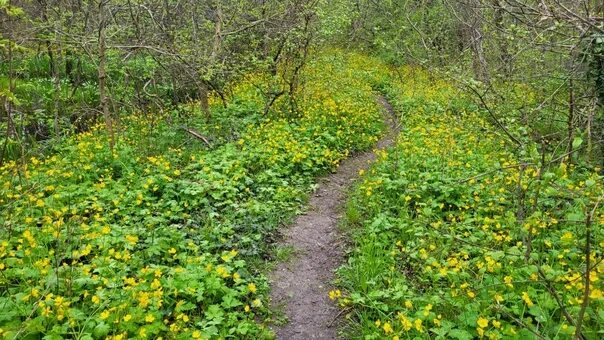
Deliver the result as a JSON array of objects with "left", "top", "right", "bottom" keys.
[
  {"left": 328, "top": 289, "right": 341, "bottom": 300},
  {"left": 244, "top": 305, "right": 250, "bottom": 312},
  {"left": 477, "top": 327, "right": 485, "bottom": 337},
  {"left": 91, "top": 295, "right": 100, "bottom": 304},
  {"left": 522, "top": 292, "right": 534, "bottom": 307},
  {"left": 168, "top": 248, "right": 177, "bottom": 255},
  {"left": 123, "top": 314, "right": 132, "bottom": 322},
  {"left": 561, "top": 232, "right": 574, "bottom": 242},
  {"left": 125, "top": 235, "right": 138, "bottom": 245},
  {"left": 42, "top": 307, "right": 52, "bottom": 317},
  {"left": 100, "top": 310, "right": 110, "bottom": 320},
  {"left": 383, "top": 322, "right": 393, "bottom": 334},
  {"left": 405, "top": 300, "right": 413, "bottom": 309},
  {"left": 414, "top": 319, "right": 423, "bottom": 332},
  {"left": 477, "top": 317, "right": 489, "bottom": 328},
  {"left": 145, "top": 314, "right": 155, "bottom": 323},
  {"left": 138, "top": 292, "right": 150, "bottom": 308},
  {"left": 216, "top": 265, "right": 230, "bottom": 278},
  {"left": 192, "top": 331, "right": 202, "bottom": 339},
  {"left": 248, "top": 283, "right": 257, "bottom": 294},
  {"left": 424, "top": 304, "right": 433, "bottom": 311},
  {"left": 492, "top": 320, "right": 501, "bottom": 328},
  {"left": 124, "top": 277, "right": 136, "bottom": 286},
  {"left": 151, "top": 279, "right": 161, "bottom": 290},
  {"left": 398, "top": 313, "right": 412, "bottom": 331},
  {"left": 504, "top": 276, "right": 513, "bottom": 288}
]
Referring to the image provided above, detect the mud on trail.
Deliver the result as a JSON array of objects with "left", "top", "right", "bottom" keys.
[{"left": 269, "top": 96, "right": 398, "bottom": 339}]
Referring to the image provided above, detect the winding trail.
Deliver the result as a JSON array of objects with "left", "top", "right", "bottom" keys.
[{"left": 270, "top": 97, "right": 398, "bottom": 339}]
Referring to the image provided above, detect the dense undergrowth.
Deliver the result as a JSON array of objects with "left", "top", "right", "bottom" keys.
[
  {"left": 336, "top": 68, "right": 604, "bottom": 339},
  {"left": 0, "top": 51, "right": 389, "bottom": 339}
]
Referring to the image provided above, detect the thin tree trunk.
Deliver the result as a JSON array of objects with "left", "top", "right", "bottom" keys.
[
  {"left": 5, "top": 4, "right": 17, "bottom": 139},
  {"left": 492, "top": 0, "right": 511, "bottom": 76},
  {"left": 567, "top": 77, "right": 576, "bottom": 164},
  {"left": 45, "top": 17, "right": 61, "bottom": 137},
  {"left": 52, "top": 43, "right": 61, "bottom": 137},
  {"left": 470, "top": 19, "right": 488, "bottom": 82},
  {"left": 98, "top": 0, "right": 114, "bottom": 152},
  {"left": 42, "top": 5, "right": 62, "bottom": 138},
  {"left": 460, "top": 0, "right": 489, "bottom": 82},
  {"left": 211, "top": 3, "right": 223, "bottom": 61},
  {"left": 199, "top": 83, "right": 210, "bottom": 121},
  {"left": 198, "top": 2, "right": 223, "bottom": 121}
]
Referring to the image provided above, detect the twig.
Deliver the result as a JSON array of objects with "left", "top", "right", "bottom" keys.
[
  {"left": 501, "top": 309, "right": 547, "bottom": 340},
  {"left": 180, "top": 126, "right": 211, "bottom": 147},
  {"left": 328, "top": 307, "right": 351, "bottom": 327},
  {"left": 537, "top": 267, "right": 581, "bottom": 338},
  {"left": 464, "top": 83, "right": 523, "bottom": 146},
  {"left": 574, "top": 195, "right": 604, "bottom": 339},
  {"left": 459, "top": 162, "right": 533, "bottom": 183}
]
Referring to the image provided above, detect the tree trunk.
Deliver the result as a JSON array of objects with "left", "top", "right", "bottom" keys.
[
  {"left": 567, "top": 77, "right": 576, "bottom": 164},
  {"left": 98, "top": 0, "right": 114, "bottom": 152},
  {"left": 40, "top": 0, "right": 62, "bottom": 138},
  {"left": 51, "top": 41, "right": 61, "bottom": 137},
  {"left": 5, "top": 0, "right": 17, "bottom": 139},
  {"left": 460, "top": 0, "right": 489, "bottom": 82},
  {"left": 199, "top": 82, "right": 210, "bottom": 122},
  {"left": 492, "top": 0, "right": 511, "bottom": 76},
  {"left": 211, "top": 3, "right": 223, "bottom": 61}
]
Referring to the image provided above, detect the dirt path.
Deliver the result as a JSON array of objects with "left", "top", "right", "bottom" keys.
[{"left": 269, "top": 96, "right": 398, "bottom": 339}]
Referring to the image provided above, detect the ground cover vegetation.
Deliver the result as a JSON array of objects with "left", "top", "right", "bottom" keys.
[
  {"left": 336, "top": 68, "right": 604, "bottom": 339},
  {"left": 2, "top": 0, "right": 604, "bottom": 339},
  {"left": 0, "top": 51, "right": 389, "bottom": 338},
  {"left": 330, "top": 1, "right": 604, "bottom": 339}
]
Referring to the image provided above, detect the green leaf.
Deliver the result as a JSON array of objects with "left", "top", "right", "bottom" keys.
[
  {"left": 93, "top": 322, "right": 110, "bottom": 338},
  {"left": 566, "top": 211, "right": 585, "bottom": 222},
  {"left": 448, "top": 329, "right": 473, "bottom": 340},
  {"left": 205, "top": 304, "right": 224, "bottom": 321},
  {"left": 572, "top": 137, "right": 583, "bottom": 149}
]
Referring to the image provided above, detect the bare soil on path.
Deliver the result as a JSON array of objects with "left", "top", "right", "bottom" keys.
[{"left": 270, "top": 97, "right": 398, "bottom": 339}]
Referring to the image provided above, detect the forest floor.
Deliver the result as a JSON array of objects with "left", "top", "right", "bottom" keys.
[{"left": 269, "top": 96, "right": 398, "bottom": 339}]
